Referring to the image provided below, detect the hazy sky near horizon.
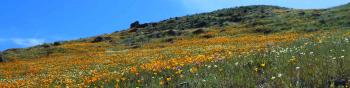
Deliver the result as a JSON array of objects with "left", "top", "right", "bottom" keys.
[{"left": 0, "top": 0, "right": 349, "bottom": 50}]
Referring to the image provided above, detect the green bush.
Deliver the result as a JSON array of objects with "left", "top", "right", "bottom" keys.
[
  {"left": 254, "top": 25, "right": 278, "bottom": 34},
  {"left": 304, "top": 26, "right": 319, "bottom": 32}
]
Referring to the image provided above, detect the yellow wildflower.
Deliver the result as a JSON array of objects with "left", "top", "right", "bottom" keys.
[
  {"left": 260, "top": 63, "right": 266, "bottom": 68},
  {"left": 176, "top": 70, "right": 183, "bottom": 74},
  {"left": 219, "top": 68, "right": 223, "bottom": 72},
  {"left": 121, "top": 77, "right": 126, "bottom": 81},
  {"left": 190, "top": 67, "right": 198, "bottom": 73},
  {"left": 289, "top": 56, "right": 297, "bottom": 64},
  {"left": 166, "top": 66, "right": 171, "bottom": 69},
  {"left": 179, "top": 75, "right": 184, "bottom": 78},
  {"left": 159, "top": 80, "right": 164, "bottom": 85},
  {"left": 166, "top": 77, "right": 172, "bottom": 81}
]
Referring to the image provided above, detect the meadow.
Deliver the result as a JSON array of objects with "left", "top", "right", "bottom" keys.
[
  {"left": 1, "top": 4, "right": 350, "bottom": 88},
  {"left": 0, "top": 28, "right": 349, "bottom": 87},
  {"left": 118, "top": 30, "right": 350, "bottom": 87}
]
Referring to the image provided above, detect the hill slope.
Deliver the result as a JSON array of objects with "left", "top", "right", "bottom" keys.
[
  {"left": 0, "top": 3, "right": 350, "bottom": 87},
  {"left": 1, "top": 4, "right": 350, "bottom": 61}
]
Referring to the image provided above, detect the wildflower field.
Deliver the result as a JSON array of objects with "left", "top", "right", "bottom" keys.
[
  {"left": 0, "top": 29, "right": 349, "bottom": 87},
  {"left": 1, "top": 4, "right": 350, "bottom": 88},
  {"left": 116, "top": 30, "right": 350, "bottom": 88}
]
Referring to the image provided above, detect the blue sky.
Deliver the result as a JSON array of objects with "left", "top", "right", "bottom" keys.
[{"left": 0, "top": 0, "right": 349, "bottom": 51}]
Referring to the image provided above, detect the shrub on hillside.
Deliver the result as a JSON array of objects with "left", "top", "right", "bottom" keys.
[
  {"left": 192, "top": 29, "right": 205, "bottom": 34},
  {"left": 91, "top": 36, "right": 112, "bottom": 43},
  {"left": 303, "top": 26, "right": 319, "bottom": 32},
  {"left": 166, "top": 30, "right": 181, "bottom": 36},
  {"left": 40, "top": 43, "right": 51, "bottom": 48},
  {"left": 164, "top": 38, "right": 175, "bottom": 43},
  {"left": 193, "top": 21, "right": 208, "bottom": 28},
  {"left": 148, "top": 32, "right": 163, "bottom": 38},
  {"left": 130, "top": 21, "right": 140, "bottom": 28},
  {"left": 254, "top": 25, "right": 278, "bottom": 34},
  {"left": 202, "top": 34, "right": 214, "bottom": 38},
  {"left": 0, "top": 52, "right": 4, "bottom": 62},
  {"left": 53, "top": 41, "right": 62, "bottom": 46}
]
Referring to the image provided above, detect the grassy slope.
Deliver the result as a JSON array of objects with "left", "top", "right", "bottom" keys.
[
  {"left": 0, "top": 3, "right": 349, "bottom": 87},
  {"left": 1, "top": 3, "right": 350, "bottom": 61},
  {"left": 116, "top": 30, "right": 350, "bottom": 88}
]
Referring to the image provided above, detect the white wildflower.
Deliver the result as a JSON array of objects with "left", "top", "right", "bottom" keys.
[
  {"left": 271, "top": 76, "right": 276, "bottom": 80},
  {"left": 278, "top": 73, "right": 283, "bottom": 78},
  {"left": 309, "top": 52, "right": 314, "bottom": 55},
  {"left": 207, "top": 65, "right": 212, "bottom": 68},
  {"left": 235, "top": 62, "right": 239, "bottom": 66}
]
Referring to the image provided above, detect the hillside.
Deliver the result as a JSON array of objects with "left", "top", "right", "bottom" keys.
[
  {"left": 1, "top": 4, "right": 350, "bottom": 61},
  {"left": 0, "top": 3, "right": 350, "bottom": 87}
]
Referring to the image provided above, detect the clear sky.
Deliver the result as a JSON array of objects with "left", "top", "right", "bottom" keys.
[{"left": 0, "top": 0, "right": 349, "bottom": 51}]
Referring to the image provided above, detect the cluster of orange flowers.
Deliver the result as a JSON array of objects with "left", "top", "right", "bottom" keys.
[
  {"left": 138, "top": 54, "right": 218, "bottom": 72},
  {"left": 129, "top": 32, "right": 311, "bottom": 74}
]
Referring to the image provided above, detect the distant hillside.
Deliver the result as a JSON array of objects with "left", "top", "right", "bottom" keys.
[{"left": 1, "top": 3, "right": 350, "bottom": 62}]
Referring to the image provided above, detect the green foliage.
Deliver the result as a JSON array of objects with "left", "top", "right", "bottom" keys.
[
  {"left": 303, "top": 25, "right": 319, "bottom": 32},
  {"left": 0, "top": 52, "right": 4, "bottom": 62},
  {"left": 53, "top": 42, "right": 61, "bottom": 46},
  {"left": 254, "top": 25, "right": 279, "bottom": 34},
  {"left": 130, "top": 21, "right": 140, "bottom": 28},
  {"left": 192, "top": 28, "right": 206, "bottom": 34}
]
